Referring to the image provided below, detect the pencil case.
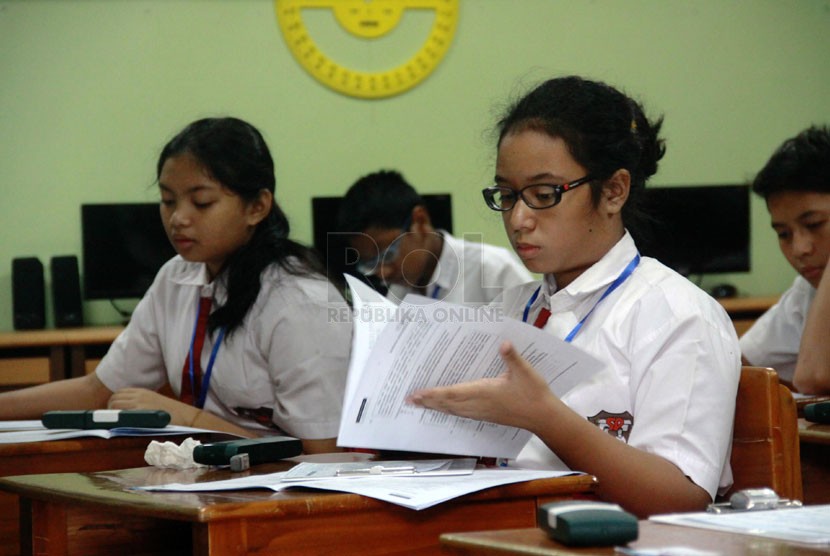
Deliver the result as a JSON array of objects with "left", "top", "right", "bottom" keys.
[
  {"left": 42, "top": 409, "right": 171, "bottom": 429},
  {"left": 537, "top": 500, "right": 638, "bottom": 546},
  {"left": 192, "top": 436, "right": 303, "bottom": 467},
  {"left": 804, "top": 401, "right": 830, "bottom": 424}
]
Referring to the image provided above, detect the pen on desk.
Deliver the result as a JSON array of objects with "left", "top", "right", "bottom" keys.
[{"left": 336, "top": 465, "right": 416, "bottom": 476}]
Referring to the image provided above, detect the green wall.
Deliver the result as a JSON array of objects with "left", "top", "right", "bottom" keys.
[{"left": 1, "top": 0, "right": 828, "bottom": 331}]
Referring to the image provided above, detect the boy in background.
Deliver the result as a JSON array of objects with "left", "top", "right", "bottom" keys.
[
  {"left": 337, "top": 170, "right": 532, "bottom": 305},
  {"left": 740, "top": 125, "right": 830, "bottom": 394}
]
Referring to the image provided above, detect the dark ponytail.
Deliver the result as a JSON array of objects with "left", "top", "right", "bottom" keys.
[
  {"left": 157, "top": 117, "right": 324, "bottom": 337},
  {"left": 496, "top": 76, "right": 666, "bottom": 235}
]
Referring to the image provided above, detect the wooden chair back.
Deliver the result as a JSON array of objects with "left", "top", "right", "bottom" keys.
[{"left": 725, "top": 366, "right": 803, "bottom": 501}]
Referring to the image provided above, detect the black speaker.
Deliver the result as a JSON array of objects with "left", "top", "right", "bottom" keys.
[
  {"left": 12, "top": 257, "right": 46, "bottom": 330},
  {"left": 51, "top": 255, "right": 84, "bottom": 328}
]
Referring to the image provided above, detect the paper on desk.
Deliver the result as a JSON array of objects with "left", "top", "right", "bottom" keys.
[
  {"left": 338, "top": 275, "right": 604, "bottom": 458},
  {"left": 0, "top": 424, "right": 238, "bottom": 444},
  {"left": 0, "top": 420, "right": 45, "bottom": 431},
  {"left": 650, "top": 504, "right": 830, "bottom": 544},
  {"left": 137, "top": 467, "right": 578, "bottom": 510},
  {"left": 280, "top": 458, "right": 476, "bottom": 481}
]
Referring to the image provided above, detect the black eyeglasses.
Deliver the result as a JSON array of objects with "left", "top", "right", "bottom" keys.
[
  {"left": 481, "top": 175, "right": 593, "bottom": 211},
  {"left": 355, "top": 216, "right": 412, "bottom": 276}
]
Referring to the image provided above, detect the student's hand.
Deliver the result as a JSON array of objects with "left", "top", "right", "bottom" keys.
[
  {"left": 108, "top": 387, "right": 199, "bottom": 427},
  {"left": 406, "top": 341, "right": 559, "bottom": 432}
]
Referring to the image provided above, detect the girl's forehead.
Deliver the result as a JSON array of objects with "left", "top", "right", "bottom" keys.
[
  {"left": 159, "top": 155, "right": 223, "bottom": 190},
  {"left": 496, "top": 130, "right": 584, "bottom": 180}
]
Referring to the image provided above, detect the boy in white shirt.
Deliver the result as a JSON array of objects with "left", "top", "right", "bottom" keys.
[
  {"left": 338, "top": 170, "right": 532, "bottom": 305},
  {"left": 740, "top": 125, "right": 830, "bottom": 394}
]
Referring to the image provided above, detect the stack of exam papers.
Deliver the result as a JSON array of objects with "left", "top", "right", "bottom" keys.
[{"left": 137, "top": 463, "right": 578, "bottom": 510}]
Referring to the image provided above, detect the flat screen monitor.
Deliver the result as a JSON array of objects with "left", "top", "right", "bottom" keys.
[
  {"left": 637, "top": 184, "right": 750, "bottom": 276},
  {"left": 81, "top": 203, "right": 176, "bottom": 300},
  {"left": 311, "top": 194, "right": 452, "bottom": 291}
]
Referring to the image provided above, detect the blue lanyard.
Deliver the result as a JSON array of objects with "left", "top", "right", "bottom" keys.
[
  {"left": 431, "top": 285, "right": 442, "bottom": 299},
  {"left": 522, "top": 254, "right": 641, "bottom": 343},
  {"left": 188, "top": 300, "right": 226, "bottom": 410}
]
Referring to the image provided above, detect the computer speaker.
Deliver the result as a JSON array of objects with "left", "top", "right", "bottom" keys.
[
  {"left": 50, "top": 255, "right": 84, "bottom": 328},
  {"left": 12, "top": 257, "right": 46, "bottom": 330}
]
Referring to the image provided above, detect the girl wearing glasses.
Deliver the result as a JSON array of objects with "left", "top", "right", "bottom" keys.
[
  {"left": 409, "top": 76, "right": 740, "bottom": 516},
  {"left": 0, "top": 118, "right": 352, "bottom": 454}
]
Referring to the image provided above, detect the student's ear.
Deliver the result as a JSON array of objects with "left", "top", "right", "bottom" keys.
[
  {"left": 602, "top": 169, "right": 631, "bottom": 216},
  {"left": 410, "top": 205, "right": 434, "bottom": 234},
  {"left": 246, "top": 189, "right": 273, "bottom": 227}
]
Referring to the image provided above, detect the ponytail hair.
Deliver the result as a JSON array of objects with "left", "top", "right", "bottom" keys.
[{"left": 496, "top": 76, "right": 666, "bottom": 235}]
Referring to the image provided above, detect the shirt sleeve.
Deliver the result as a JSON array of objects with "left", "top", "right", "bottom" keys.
[
  {"left": 627, "top": 291, "right": 741, "bottom": 499},
  {"left": 95, "top": 281, "right": 168, "bottom": 393},
  {"left": 255, "top": 277, "right": 352, "bottom": 439},
  {"left": 739, "top": 277, "right": 813, "bottom": 384}
]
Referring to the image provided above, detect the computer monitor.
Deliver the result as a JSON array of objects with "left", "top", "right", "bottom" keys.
[
  {"left": 81, "top": 203, "right": 176, "bottom": 300},
  {"left": 637, "top": 184, "right": 750, "bottom": 276},
  {"left": 311, "top": 194, "right": 453, "bottom": 290}
]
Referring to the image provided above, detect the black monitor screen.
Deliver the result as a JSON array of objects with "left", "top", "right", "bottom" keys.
[
  {"left": 311, "top": 194, "right": 452, "bottom": 290},
  {"left": 81, "top": 203, "right": 176, "bottom": 300},
  {"left": 637, "top": 184, "right": 750, "bottom": 275}
]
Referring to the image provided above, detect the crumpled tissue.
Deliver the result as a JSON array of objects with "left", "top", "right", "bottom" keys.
[{"left": 144, "top": 437, "right": 206, "bottom": 469}]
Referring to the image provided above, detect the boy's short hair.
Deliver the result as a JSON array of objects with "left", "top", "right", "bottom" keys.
[
  {"left": 337, "top": 170, "right": 424, "bottom": 232},
  {"left": 753, "top": 125, "right": 830, "bottom": 199}
]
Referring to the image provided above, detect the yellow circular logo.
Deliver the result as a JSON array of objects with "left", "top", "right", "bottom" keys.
[{"left": 275, "top": 0, "right": 459, "bottom": 99}]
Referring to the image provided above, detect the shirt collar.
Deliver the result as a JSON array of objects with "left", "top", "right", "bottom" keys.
[
  {"left": 167, "top": 257, "right": 226, "bottom": 304},
  {"left": 427, "top": 230, "right": 458, "bottom": 291},
  {"left": 541, "top": 230, "right": 638, "bottom": 307}
]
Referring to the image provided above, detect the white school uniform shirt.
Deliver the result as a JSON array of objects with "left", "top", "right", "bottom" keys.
[
  {"left": 96, "top": 256, "right": 352, "bottom": 439},
  {"left": 501, "top": 232, "right": 740, "bottom": 499},
  {"left": 386, "top": 231, "right": 533, "bottom": 305},
  {"left": 739, "top": 275, "right": 815, "bottom": 384}
]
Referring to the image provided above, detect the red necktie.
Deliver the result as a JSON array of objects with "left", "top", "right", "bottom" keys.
[
  {"left": 180, "top": 297, "right": 212, "bottom": 406},
  {"left": 533, "top": 308, "right": 551, "bottom": 329}
]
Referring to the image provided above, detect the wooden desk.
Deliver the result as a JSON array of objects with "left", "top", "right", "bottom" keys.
[
  {"left": 0, "top": 466, "right": 597, "bottom": 555},
  {"left": 0, "top": 326, "right": 123, "bottom": 389},
  {"left": 717, "top": 295, "right": 779, "bottom": 337},
  {"left": 0, "top": 432, "right": 228, "bottom": 556},
  {"left": 800, "top": 418, "right": 830, "bottom": 505},
  {"left": 441, "top": 522, "right": 830, "bottom": 555}
]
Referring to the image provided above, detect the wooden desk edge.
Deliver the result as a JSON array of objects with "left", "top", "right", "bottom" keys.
[
  {"left": 717, "top": 295, "right": 779, "bottom": 315},
  {"left": 441, "top": 522, "right": 830, "bottom": 555},
  {"left": 799, "top": 419, "right": 830, "bottom": 445},
  {"left": 0, "top": 326, "right": 124, "bottom": 348}
]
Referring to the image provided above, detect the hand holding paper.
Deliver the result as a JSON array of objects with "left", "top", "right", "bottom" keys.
[
  {"left": 337, "top": 276, "right": 604, "bottom": 458},
  {"left": 407, "top": 339, "right": 562, "bottom": 432}
]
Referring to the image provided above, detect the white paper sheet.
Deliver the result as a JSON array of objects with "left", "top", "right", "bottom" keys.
[
  {"left": 337, "top": 275, "right": 604, "bottom": 458},
  {"left": 0, "top": 420, "right": 44, "bottom": 431},
  {"left": 650, "top": 504, "right": 830, "bottom": 544},
  {"left": 280, "top": 458, "right": 476, "bottom": 481},
  {"left": 137, "top": 467, "right": 578, "bottom": 510},
  {"left": 0, "top": 423, "right": 237, "bottom": 444},
  {"left": 342, "top": 276, "right": 400, "bottom": 407}
]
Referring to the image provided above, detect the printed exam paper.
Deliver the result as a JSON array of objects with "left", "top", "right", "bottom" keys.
[{"left": 337, "top": 276, "right": 604, "bottom": 458}]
